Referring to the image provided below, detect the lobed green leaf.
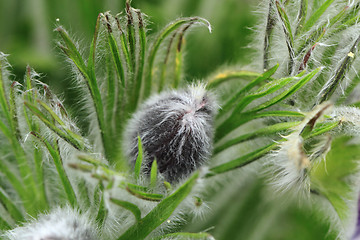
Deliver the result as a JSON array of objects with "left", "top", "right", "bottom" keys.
[
  {"left": 249, "top": 67, "right": 320, "bottom": 112},
  {"left": 232, "top": 72, "right": 301, "bottom": 114},
  {"left": 215, "top": 110, "right": 304, "bottom": 142}
]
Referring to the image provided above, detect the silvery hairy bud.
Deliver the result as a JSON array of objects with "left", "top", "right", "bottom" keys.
[{"left": 124, "top": 84, "right": 217, "bottom": 183}]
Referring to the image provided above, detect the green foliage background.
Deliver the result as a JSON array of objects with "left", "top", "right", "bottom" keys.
[
  {"left": 0, "top": 0, "right": 254, "bottom": 99},
  {"left": 0, "top": 0, "right": 355, "bottom": 239}
]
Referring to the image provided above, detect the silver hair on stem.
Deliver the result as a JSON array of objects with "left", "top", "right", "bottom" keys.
[{"left": 124, "top": 84, "right": 218, "bottom": 183}]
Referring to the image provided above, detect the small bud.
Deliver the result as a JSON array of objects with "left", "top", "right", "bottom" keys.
[
  {"left": 124, "top": 84, "right": 217, "bottom": 183},
  {"left": 266, "top": 103, "right": 333, "bottom": 195}
]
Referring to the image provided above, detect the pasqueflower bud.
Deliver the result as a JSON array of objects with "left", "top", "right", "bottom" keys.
[{"left": 124, "top": 84, "right": 217, "bottom": 183}]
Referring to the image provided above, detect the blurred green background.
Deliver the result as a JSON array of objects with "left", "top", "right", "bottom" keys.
[
  {"left": 0, "top": 0, "right": 255, "bottom": 92},
  {"left": 0, "top": 0, "right": 337, "bottom": 239}
]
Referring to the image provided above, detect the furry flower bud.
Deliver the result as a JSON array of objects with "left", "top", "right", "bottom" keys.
[
  {"left": 3, "top": 207, "right": 98, "bottom": 240},
  {"left": 124, "top": 84, "right": 217, "bottom": 183}
]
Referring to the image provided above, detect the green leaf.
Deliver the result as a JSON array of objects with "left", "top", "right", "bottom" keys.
[
  {"left": 25, "top": 101, "right": 84, "bottom": 150},
  {"left": 126, "top": 183, "right": 148, "bottom": 192},
  {"left": 215, "top": 71, "right": 306, "bottom": 141},
  {"left": 33, "top": 147, "right": 48, "bottom": 210},
  {"left": 0, "top": 188, "right": 24, "bottom": 222},
  {"left": 207, "top": 70, "right": 261, "bottom": 89},
  {"left": 56, "top": 26, "right": 107, "bottom": 160},
  {"left": 134, "top": 136, "right": 143, "bottom": 180},
  {"left": 300, "top": 0, "right": 335, "bottom": 34},
  {"left": 317, "top": 34, "right": 360, "bottom": 104},
  {"left": 0, "top": 215, "right": 11, "bottom": 230},
  {"left": 87, "top": 14, "right": 100, "bottom": 77},
  {"left": 330, "top": 3, "right": 359, "bottom": 36},
  {"left": 77, "top": 179, "right": 91, "bottom": 210},
  {"left": 150, "top": 159, "right": 158, "bottom": 188},
  {"left": 77, "top": 155, "right": 108, "bottom": 168},
  {"left": 299, "top": 102, "right": 333, "bottom": 138},
  {"left": 263, "top": 0, "right": 277, "bottom": 70},
  {"left": 307, "top": 120, "right": 340, "bottom": 138},
  {"left": 337, "top": 73, "right": 360, "bottom": 105},
  {"left": 131, "top": 9, "right": 146, "bottom": 111},
  {"left": 296, "top": 6, "right": 348, "bottom": 56},
  {"left": 158, "top": 22, "right": 194, "bottom": 92},
  {"left": 275, "top": 1, "right": 295, "bottom": 73},
  {"left": 0, "top": 72, "right": 39, "bottom": 212},
  {"left": 232, "top": 72, "right": 302, "bottom": 114},
  {"left": 153, "top": 232, "right": 214, "bottom": 240},
  {"left": 215, "top": 110, "right": 304, "bottom": 142},
  {"left": 252, "top": 110, "right": 305, "bottom": 119},
  {"left": 214, "top": 121, "right": 300, "bottom": 154},
  {"left": 105, "top": 54, "right": 116, "bottom": 130},
  {"left": 0, "top": 56, "right": 12, "bottom": 128},
  {"left": 159, "top": 31, "right": 178, "bottom": 93},
  {"left": 9, "top": 82, "right": 21, "bottom": 140},
  {"left": 55, "top": 27, "right": 88, "bottom": 77},
  {"left": 37, "top": 99, "right": 85, "bottom": 146},
  {"left": 114, "top": 15, "right": 132, "bottom": 70},
  {"left": 0, "top": 119, "right": 11, "bottom": 139},
  {"left": 126, "top": 2, "right": 136, "bottom": 71},
  {"left": 310, "top": 136, "right": 360, "bottom": 220},
  {"left": 106, "top": 26, "right": 125, "bottom": 88},
  {"left": 110, "top": 197, "right": 142, "bottom": 222},
  {"left": 174, "top": 30, "right": 185, "bottom": 89},
  {"left": 0, "top": 159, "right": 27, "bottom": 207},
  {"left": 31, "top": 132, "right": 78, "bottom": 208},
  {"left": 144, "top": 17, "right": 211, "bottom": 99},
  {"left": 163, "top": 181, "right": 172, "bottom": 193},
  {"left": 249, "top": 67, "right": 321, "bottom": 112},
  {"left": 276, "top": 1, "right": 294, "bottom": 45},
  {"left": 295, "top": 0, "right": 308, "bottom": 35},
  {"left": 96, "top": 188, "right": 108, "bottom": 226},
  {"left": 126, "top": 184, "right": 164, "bottom": 202},
  {"left": 68, "top": 163, "right": 94, "bottom": 173},
  {"left": 118, "top": 172, "right": 199, "bottom": 240},
  {"left": 219, "top": 64, "right": 279, "bottom": 115},
  {"left": 206, "top": 142, "right": 279, "bottom": 177}
]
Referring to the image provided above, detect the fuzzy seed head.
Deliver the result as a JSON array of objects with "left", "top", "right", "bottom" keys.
[
  {"left": 3, "top": 207, "right": 98, "bottom": 240},
  {"left": 124, "top": 84, "right": 217, "bottom": 183},
  {"left": 267, "top": 134, "right": 311, "bottom": 196}
]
